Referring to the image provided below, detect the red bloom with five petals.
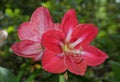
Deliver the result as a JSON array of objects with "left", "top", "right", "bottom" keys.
[
  {"left": 11, "top": 7, "right": 58, "bottom": 61},
  {"left": 41, "top": 9, "right": 108, "bottom": 75}
]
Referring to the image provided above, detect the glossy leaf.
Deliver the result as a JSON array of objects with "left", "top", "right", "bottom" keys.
[{"left": 0, "top": 66, "right": 18, "bottom": 82}]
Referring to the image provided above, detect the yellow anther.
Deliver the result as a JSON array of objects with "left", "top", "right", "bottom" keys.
[
  {"left": 64, "top": 44, "right": 68, "bottom": 51},
  {"left": 62, "top": 44, "right": 69, "bottom": 52}
]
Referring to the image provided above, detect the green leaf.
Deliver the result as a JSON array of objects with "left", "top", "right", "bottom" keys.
[
  {"left": 0, "top": 66, "right": 18, "bottom": 82},
  {"left": 5, "top": 8, "right": 14, "bottom": 18},
  {"left": 111, "top": 61, "right": 120, "bottom": 81},
  {"left": 69, "top": 72, "right": 93, "bottom": 82}
]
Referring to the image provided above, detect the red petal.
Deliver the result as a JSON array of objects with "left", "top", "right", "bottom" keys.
[
  {"left": 60, "top": 9, "right": 78, "bottom": 35},
  {"left": 69, "top": 24, "right": 98, "bottom": 48},
  {"left": 11, "top": 40, "right": 43, "bottom": 59},
  {"left": 81, "top": 45, "right": 108, "bottom": 66},
  {"left": 42, "top": 49, "right": 66, "bottom": 73},
  {"left": 42, "top": 30, "right": 65, "bottom": 53},
  {"left": 65, "top": 55, "right": 87, "bottom": 75},
  {"left": 18, "top": 22, "right": 40, "bottom": 42},
  {"left": 30, "top": 6, "right": 54, "bottom": 35}
]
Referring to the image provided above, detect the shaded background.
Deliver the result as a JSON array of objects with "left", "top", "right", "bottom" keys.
[{"left": 0, "top": 0, "right": 120, "bottom": 82}]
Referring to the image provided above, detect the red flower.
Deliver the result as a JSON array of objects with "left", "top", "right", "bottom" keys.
[
  {"left": 41, "top": 9, "right": 108, "bottom": 75},
  {"left": 11, "top": 7, "right": 58, "bottom": 61}
]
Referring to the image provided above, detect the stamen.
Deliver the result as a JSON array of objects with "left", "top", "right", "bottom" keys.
[
  {"left": 71, "top": 46, "right": 83, "bottom": 55},
  {"left": 59, "top": 42, "right": 69, "bottom": 52},
  {"left": 72, "top": 50, "right": 81, "bottom": 55},
  {"left": 64, "top": 44, "right": 68, "bottom": 52}
]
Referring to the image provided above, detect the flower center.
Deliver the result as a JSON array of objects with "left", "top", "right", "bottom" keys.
[
  {"left": 60, "top": 43, "right": 83, "bottom": 56},
  {"left": 62, "top": 44, "right": 70, "bottom": 52}
]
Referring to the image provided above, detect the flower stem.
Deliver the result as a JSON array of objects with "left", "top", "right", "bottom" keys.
[
  {"left": 59, "top": 72, "right": 68, "bottom": 82},
  {"left": 59, "top": 74, "right": 66, "bottom": 82}
]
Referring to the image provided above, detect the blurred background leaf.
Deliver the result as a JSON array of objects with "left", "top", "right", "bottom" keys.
[{"left": 0, "top": 66, "right": 18, "bottom": 82}]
